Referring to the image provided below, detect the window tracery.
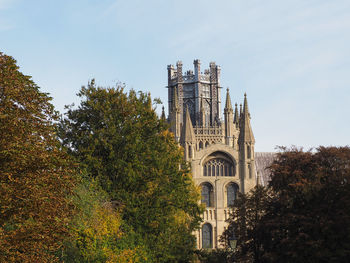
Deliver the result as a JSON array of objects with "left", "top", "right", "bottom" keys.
[{"left": 203, "top": 158, "right": 234, "bottom": 177}]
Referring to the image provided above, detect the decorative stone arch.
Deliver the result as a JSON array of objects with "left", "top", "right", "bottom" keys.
[
  {"left": 199, "top": 182, "right": 214, "bottom": 208},
  {"left": 201, "top": 151, "right": 237, "bottom": 178},
  {"left": 200, "top": 149, "right": 237, "bottom": 167}
]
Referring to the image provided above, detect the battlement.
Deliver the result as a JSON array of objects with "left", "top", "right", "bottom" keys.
[{"left": 167, "top": 59, "right": 218, "bottom": 85}]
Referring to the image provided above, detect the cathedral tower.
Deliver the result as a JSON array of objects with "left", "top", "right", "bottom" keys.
[{"left": 167, "top": 60, "right": 257, "bottom": 249}]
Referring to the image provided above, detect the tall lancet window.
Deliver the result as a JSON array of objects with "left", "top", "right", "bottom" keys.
[
  {"left": 227, "top": 183, "right": 239, "bottom": 207},
  {"left": 201, "top": 183, "right": 214, "bottom": 207},
  {"left": 202, "top": 223, "right": 213, "bottom": 249}
]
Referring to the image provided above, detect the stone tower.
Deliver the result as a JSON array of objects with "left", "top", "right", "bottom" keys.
[{"left": 167, "top": 60, "right": 257, "bottom": 249}]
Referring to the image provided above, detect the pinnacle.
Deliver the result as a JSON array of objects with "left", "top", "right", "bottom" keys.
[
  {"left": 161, "top": 106, "right": 166, "bottom": 120},
  {"left": 234, "top": 103, "right": 239, "bottom": 124},
  {"left": 238, "top": 93, "right": 255, "bottom": 143},
  {"left": 243, "top": 93, "right": 249, "bottom": 115},
  {"left": 180, "top": 106, "right": 196, "bottom": 143},
  {"left": 225, "top": 88, "right": 233, "bottom": 110}
]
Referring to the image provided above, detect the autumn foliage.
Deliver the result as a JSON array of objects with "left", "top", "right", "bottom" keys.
[
  {"left": 0, "top": 53, "right": 76, "bottom": 262},
  {"left": 222, "top": 146, "right": 350, "bottom": 263}
]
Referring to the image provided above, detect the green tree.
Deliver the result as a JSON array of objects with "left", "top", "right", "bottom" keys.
[
  {"left": 62, "top": 178, "right": 148, "bottom": 263},
  {"left": 0, "top": 53, "right": 75, "bottom": 262},
  {"left": 59, "top": 81, "right": 202, "bottom": 262}
]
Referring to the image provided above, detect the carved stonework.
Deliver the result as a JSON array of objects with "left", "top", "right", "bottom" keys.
[{"left": 166, "top": 60, "right": 257, "bottom": 249}]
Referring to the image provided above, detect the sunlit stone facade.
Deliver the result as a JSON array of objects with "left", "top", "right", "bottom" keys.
[{"left": 167, "top": 60, "right": 257, "bottom": 249}]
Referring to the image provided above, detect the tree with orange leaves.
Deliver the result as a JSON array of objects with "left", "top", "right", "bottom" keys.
[{"left": 0, "top": 53, "right": 75, "bottom": 262}]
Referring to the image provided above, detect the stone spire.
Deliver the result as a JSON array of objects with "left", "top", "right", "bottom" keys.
[
  {"left": 180, "top": 106, "right": 196, "bottom": 144},
  {"left": 224, "top": 88, "right": 233, "bottom": 111},
  {"left": 238, "top": 93, "right": 255, "bottom": 143},
  {"left": 224, "top": 88, "right": 234, "bottom": 146},
  {"left": 161, "top": 106, "right": 166, "bottom": 121},
  {"left": 234, "top": 103, "right": 239, "bottom": 126}
]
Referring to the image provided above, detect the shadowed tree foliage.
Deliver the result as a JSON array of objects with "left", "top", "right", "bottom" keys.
[
  {"left": 222, "top": 146, "right": 350, "bottom": 263},
  {"left": 262, "top": 146, "right": 350, "bottom": 262},
  {"left": 59, "top": 81, "right": 203, "bottom": 262},
  {"left": 221, "top": 185, "right": 269, "bottom": 263},
  {"left": 0, "top": 53, "right": 75, "bottom": 262}
]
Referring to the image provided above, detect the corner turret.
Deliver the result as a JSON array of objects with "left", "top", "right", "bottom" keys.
[
  {"left": 224, "top": 88, "right": 234, "bottom": 146},
  {"left": 238, "top": 93, "right": 255, "bottom": 144},
  {"left": 180, "top": 106, "right": 196, "bottom": 160},
  {"left": 238, "top": 93, "right": 256, "bottom": 192}
]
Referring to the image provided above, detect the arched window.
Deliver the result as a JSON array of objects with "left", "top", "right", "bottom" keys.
[
  {"left": 201, "top": 183, "right": 214, "bottom": 207},
  {"left": 205, "top": 141, "right": 210, "bottom": 148},
  {"left": 227, "top": 183, "right": 239, "bottom": 207},
  {"left": 203, "top": 156, "right": 235, "bottom": 177},
  {"left": 202, "top": 223, "right": 213, "bottom": 249},
  {"left": 188, "top": 145, "right": 192, "bottom": 159}
]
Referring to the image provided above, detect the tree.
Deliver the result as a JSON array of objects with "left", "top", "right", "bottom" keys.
[
  {"left": 221, "top": 186, "right": 270, "bottom": 263},
  {"left": 223, "top": 146, "right": 350, "bottom": 263},
  {"left": 261, "top": 146, "right": 350, "bottom": 262},
  {"left": 61, "top": 178, "right": 147, "bottom": 263},
  {"left": 0, "top": 53, "right": 75, "bottom": 262},
  {"left": 59, "top": 81, "right": 202, "bottom": 262}
]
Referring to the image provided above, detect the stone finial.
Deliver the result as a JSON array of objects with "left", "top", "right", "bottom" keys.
[
  {"left": 161, "top": 106, "right": 166, "bottom": 121},
  {"left": 224, "top": 88, "right": 233, "bottom": 111},
  {"left": 234, "top": 103, "right": 239, "bottom": 125},
  {"left": 238, "top": 93, "right": 255, "bottom": 143}
]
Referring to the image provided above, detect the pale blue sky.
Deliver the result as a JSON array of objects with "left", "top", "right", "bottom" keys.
[{"left": 1, "top": 0, "right": 350, "bottom": 151}]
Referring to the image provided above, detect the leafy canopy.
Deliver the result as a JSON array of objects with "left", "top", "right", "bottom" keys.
[
  {"left": 59, "top": 81, "right": 203, "bottom": 262},
  {"left": 222, "top": 146, "right": 350, "bottom": 263},
  {"left": 0, "top": 52, "right": 75, "bottom": 262}
]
